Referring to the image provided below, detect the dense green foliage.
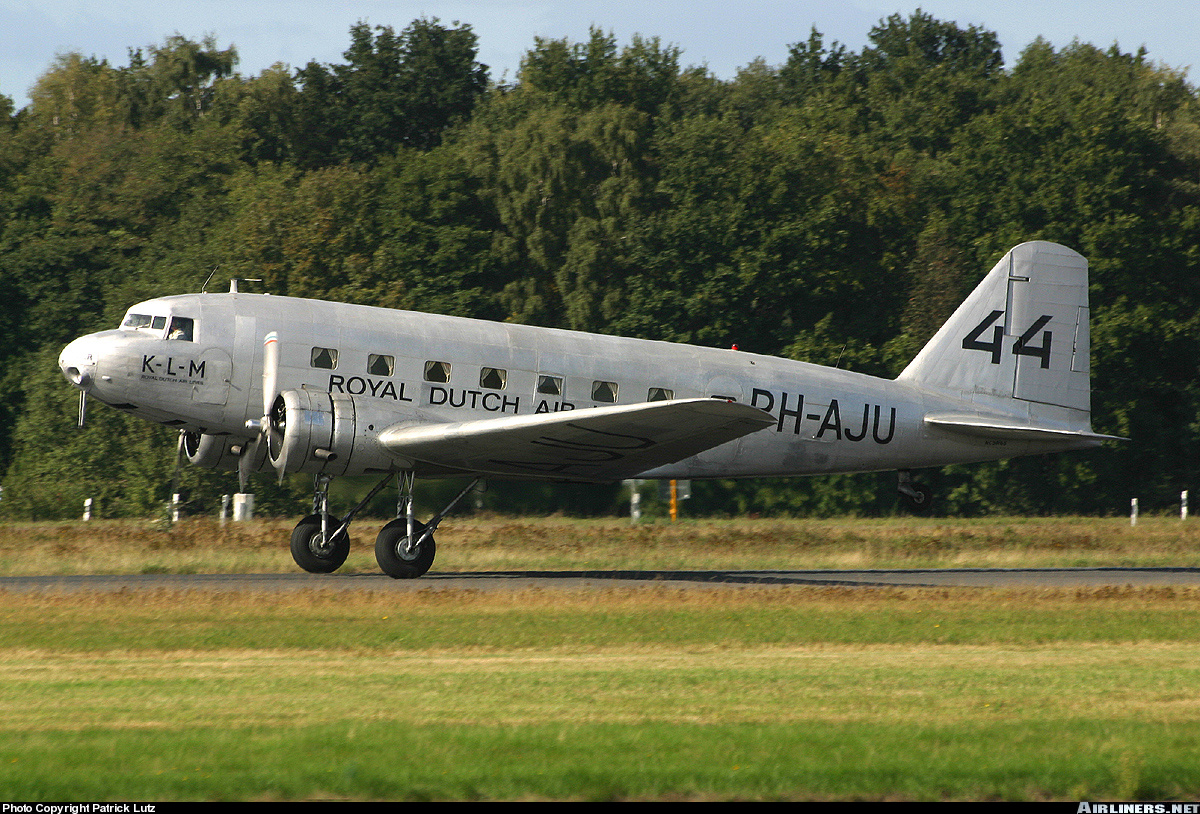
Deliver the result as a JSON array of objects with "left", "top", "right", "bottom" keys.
[{"left": 2, "top": 14, "right": 1198, "bottom": 519}]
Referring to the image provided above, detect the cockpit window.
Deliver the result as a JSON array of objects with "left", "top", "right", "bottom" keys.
[
  {"left": 167, "top": 316, "right": 194, "bottom": 341},
  {"left": 121, "top": 312, "right": 194, "bottom": 340},
  {"left": 121, "top": 313, "right": 171, "bottom": 335}
]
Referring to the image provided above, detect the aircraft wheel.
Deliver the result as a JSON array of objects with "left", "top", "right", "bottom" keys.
[
  {"left": 290, "top": 513, "right": 350, "bottom": 573},
  {"left": 375, "top": 518, "right": 436, "bottom": 579},
  {"left": 899, "top": 483, "right": 934, "bottom": 514}
]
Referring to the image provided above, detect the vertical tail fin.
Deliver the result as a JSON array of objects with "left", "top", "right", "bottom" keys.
[{"left": 898, "top": 241, "right": 1091, "bottom": 418}]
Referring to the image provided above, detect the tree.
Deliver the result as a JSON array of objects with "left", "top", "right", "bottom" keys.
[
  {"left": 292, "top": 19, "right": 488, "bottom": 166},
  {"left": 118, "top": 35, "right": 237, "bottom": 129},
  {"left": 27, "top": 53, "right": 122, "bottom": 139},
  {"left": 519, "top": 28, "right": 684, "bottom": 114},
  {"left": 463, "top": 100, "right": 655, "bottom": 330},
  {"left": 779, "top": 28, "right": 848, "bottom": 102}
]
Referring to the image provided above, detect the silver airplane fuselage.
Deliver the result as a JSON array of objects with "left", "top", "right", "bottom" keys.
[{"left": 59, "top": 297, "right": 1093, "bottom": 481}]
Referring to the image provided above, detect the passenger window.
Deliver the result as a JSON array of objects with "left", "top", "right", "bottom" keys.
[
  {"left": 368, "top": 354, "right": 394, "bottom": 376},
  {"left": 592, "top": 380, "right": 618, "bottom": 403},
  {"left": 537, "top": 375, "right": 563, "bottom": 396},
  {"left": 647, "top": 387, "right": 673, "bottom": 402},
  {"left": 167, "top": 317, "right": 194, "bottom": 341},
  {"left": 424, "top": 361, "right": 451, "bottom": 383},
  {"left": 480, "top": 367, "right": 507, "bottom": 390},
  {"left": 310, "top": 347, "right": 338, "bottom": 370}
]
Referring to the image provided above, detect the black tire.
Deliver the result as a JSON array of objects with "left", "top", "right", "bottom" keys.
[
  {"left": 375, "top": 518, "right": 436, "bottom": 579},
  {"left": 290, "top": 513, "right": 350, "bottom": 573},
  {"left": 899, "top": 483, "right": 934, "bottom": 514}
]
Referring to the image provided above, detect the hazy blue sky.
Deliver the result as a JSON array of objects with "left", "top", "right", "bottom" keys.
[{"left": 3, "top": 1, "right": 1196, "bottom": 108}]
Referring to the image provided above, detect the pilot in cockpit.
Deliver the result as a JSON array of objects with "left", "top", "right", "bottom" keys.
[{"left": 167, "top": 316, "right": 194, "bottom": 341}]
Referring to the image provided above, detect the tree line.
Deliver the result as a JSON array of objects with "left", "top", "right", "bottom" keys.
[{"left": 1, "top": 12, "right": 1197, "bottom": 519}]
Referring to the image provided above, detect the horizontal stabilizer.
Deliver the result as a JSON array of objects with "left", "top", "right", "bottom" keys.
[
  {"left": 379, "top": 398, "right": 776, "bottom": 481},
  {"left": 924, "top": 412, "right": 1124, "bottom": 445}
]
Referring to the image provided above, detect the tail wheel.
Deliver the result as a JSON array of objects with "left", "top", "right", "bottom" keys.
[
  {"left": 290, "top": 513, "right": 350, "bottom": 573},
  {"left": 899, "top": 483, "right": 934, "bottom": 514},
  {"left": 375, "top": 518, "right": 436, "bottom": 579}
]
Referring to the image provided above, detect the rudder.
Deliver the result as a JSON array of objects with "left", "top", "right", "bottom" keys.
[{"left": 898, "top": 241, "right": 1090, "bottom": 415}]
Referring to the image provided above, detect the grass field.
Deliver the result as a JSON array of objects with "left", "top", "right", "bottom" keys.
[
  {"left": 2, "top": 516, "right": 1199, "bottom": 800},
  {"left": 3, "top": 513, "right": 1199, "bottom": 575}
]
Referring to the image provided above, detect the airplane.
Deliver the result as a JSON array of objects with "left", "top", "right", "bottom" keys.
[{"left": 58, "top": 240, "right": 1120, "bottom": 578}]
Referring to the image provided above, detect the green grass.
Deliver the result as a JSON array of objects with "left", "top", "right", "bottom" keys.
[
  {"left": 0, "top": 585, "right": 1198, "bottom": 649},
  {"left": 2, "top": 585, "right": 1200, "bottom": 800},
  {"left": 4, "top": 719, "right": 1196, "bottom": 801}
]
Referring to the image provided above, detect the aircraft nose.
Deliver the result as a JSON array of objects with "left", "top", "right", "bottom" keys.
[{"left": 59, "top": 336, "right": 97, "bottom": 389}]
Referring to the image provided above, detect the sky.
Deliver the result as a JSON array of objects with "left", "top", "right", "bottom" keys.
[{"left": 2, "top": 0, "right": 1198, "bottom": 109}]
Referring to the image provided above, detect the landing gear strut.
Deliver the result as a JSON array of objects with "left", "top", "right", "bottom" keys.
[
  {"left": 375, "top": 473, "right": 481, "bottom": 579},
  {"left": 897, "top": 469, "right": 933, "bottom": 514},
  {"left": 290, "top": 476, "right": 349, "bottom": 573},
  {"left": 289, "top": 472, "right": 394, "bottom": 574},
  {"left": 287, "top": 471, "right": 481, "bottom": 578}
]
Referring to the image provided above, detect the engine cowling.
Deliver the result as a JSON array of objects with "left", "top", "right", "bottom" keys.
[
  {"left": 182, "top": 430, "right": 270, "bottom": 474},
  {"left": 267, "top": 389, "right": 395, "bottom": 477}
]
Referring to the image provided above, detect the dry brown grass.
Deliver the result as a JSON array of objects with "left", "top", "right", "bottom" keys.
[{"left": 2, "top": 514, "right": 1199, "bottom": 575}]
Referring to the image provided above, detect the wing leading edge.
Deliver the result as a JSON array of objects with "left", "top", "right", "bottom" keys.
[{"left": 378, "top": 398, "right": 776, "bottom": 481}]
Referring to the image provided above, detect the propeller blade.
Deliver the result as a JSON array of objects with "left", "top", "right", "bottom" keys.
[
  {"left": 262, "top": 332, "right": 291, "bottom": 481},
  {"left": 262, "top": 331, "right": 279, "bottom": 419},
  {"left": 240, "top": 331, "right": 280, "bottom": 492},
  {"left": 271, "top": 394, "right": 290, "bottom": 484},
  {"left": 238, "top": 439, "right": 256, "bottom": 492},
  {"left": 169, "top": 428, "right": 186, "bottom": 502}
]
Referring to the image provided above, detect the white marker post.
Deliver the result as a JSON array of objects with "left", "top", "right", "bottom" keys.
[
  {"left": 220, "top": 494, "right": 230, "bottom": 525},
  {"left": 1131, "top": 497, "right": 1139, "bottom": 527},
  {"left": 83, "top": 498, "right": 92, "bottom": 521},
  {"left": 172, "top": 493, "right": 181, "bottom": 522},
  {"left": 233, "top": 493, "right": 254, "bottom": 522},
  {"left": 1183, "top": 490, "right": 1189, "bottom": 521}
]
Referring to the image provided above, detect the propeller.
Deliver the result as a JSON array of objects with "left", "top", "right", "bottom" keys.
[
  {"left": 238, "top": 331, "right": 280, "bottom": 491},
  {"left": 269, "top": 388, "right": 291, "bottom": 483},
  {"left": 162, "top": 429, "right": 187, "bottom": 526},
  {"left": 174, "top": 428, "right": 188, "bottom": 471}
]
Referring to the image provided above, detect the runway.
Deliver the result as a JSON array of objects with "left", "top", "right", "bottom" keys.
[{"left": 2, "top": 567, "right": 1200, "bottom": 593}]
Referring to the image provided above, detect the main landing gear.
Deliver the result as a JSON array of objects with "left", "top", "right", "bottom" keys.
[
  {"left": 897, "top": 469, "right": 933, "bottom": 514},
  {"left": 288, "top": 472, "right": 481, "bottom": 579}
]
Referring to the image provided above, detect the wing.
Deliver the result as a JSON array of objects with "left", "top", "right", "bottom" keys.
[{"left": 378, "top": 398, "right": 775, "bottom": 481}]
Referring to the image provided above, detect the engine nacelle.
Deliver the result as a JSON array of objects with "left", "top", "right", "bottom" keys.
[
  {"left": 267, "top": 389, "right": 395, "bottom": 477},
  {"left": 182, "top": 430, "right": 269, "bottom": 474}
]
